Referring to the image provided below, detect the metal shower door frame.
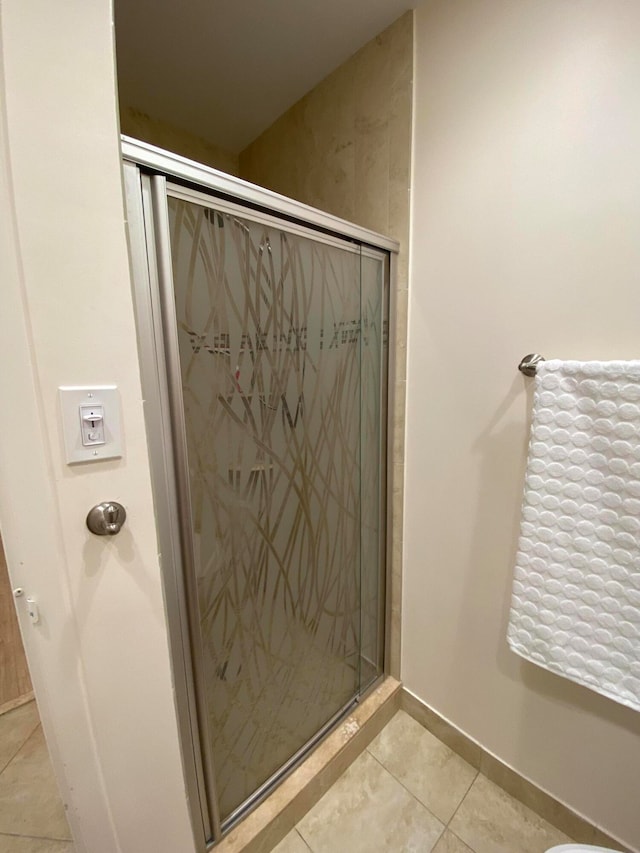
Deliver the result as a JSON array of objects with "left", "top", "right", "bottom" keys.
[
  {"left": 122, "top": 137, "right": 397, "bottom": 850},
  {"left": 123, "top": 163, "right": 218, "bottom": 848}
]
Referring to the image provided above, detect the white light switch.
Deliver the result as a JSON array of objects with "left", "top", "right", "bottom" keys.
[
  {"left": 80, "top": 404, "right": 105, "bottom": 446},
  {"left": 59, "top": 386, "right": 123, "bottom": 464}
]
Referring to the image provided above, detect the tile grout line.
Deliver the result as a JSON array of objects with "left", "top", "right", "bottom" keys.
[
  {"left": 293, "top": 745, "right": 448, "bottom": 853},
  {"left": 0, "top": 718, "right": 41, "bottom": 777},
  {"left": 0, "top": 830, "right": 73, "bottom": 843},
  {"left": 364, "top": 715, "right": 484, "bottom": 849},
  {"left": 445, "top": 826, "right": 477, "bottom": 852},
  {"left": 353, "top": 747, "right": 450, "bottom": 853},
  {"left": 364, "top": 746, "right": 446, "bottom": 829},
  {"left": 0, "top": 724, "right": 73, "bottom": 845},
  {"left": 293, "top": 826, "right": 313, "bottom": 852},
  {"left": 365, "top": 729, "right": 481, "bottom": 829},
  {"left": 426, "top": 768, "right": 480, "bottom": 853},
  {"left": 445, "top": 767, "right": 480, "bottom": 831}
]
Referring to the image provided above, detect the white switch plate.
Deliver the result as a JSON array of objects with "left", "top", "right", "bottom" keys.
[{"left": 59, "top": 386, "right": 123, "bottom": 464}]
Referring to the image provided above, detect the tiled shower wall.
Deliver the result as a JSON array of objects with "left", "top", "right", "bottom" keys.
[
  {"left": 239, "top": 11, "right": 413, "bottom": 676},
  {"left": 120, "top": 106, "right": 240, "bottom": 175}
]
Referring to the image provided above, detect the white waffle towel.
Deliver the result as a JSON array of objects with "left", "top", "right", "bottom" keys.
[{"left": 508, "top": 360, "right": 640, "bottom": 711}]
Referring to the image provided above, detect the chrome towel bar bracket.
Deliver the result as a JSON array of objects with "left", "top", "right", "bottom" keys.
[{"left": 518, "top": 353, "right": 546, "bottom": 377}]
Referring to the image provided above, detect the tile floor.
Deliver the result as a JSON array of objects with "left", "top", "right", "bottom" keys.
[
  {"left": 0, "top": 703, "right": 593, "bottom": 853},
  {"left": 0, "top": 701, "right": 73, "bottom": 853},
  {"left": 273, "top": 710, "right": 575, "bottom": 853}
]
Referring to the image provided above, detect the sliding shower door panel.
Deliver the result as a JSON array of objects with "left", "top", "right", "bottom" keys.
[
  {"left": 167, "top": 194, "right": 367, "bottom": 821},
  {"left": 125, "top": 144, "right": 393, "bottom": 848}
]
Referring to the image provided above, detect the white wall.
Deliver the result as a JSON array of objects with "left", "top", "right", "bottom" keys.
[
  {"left": 0, "top": 2, "right": 195, "bottom": 851},
  {"left": 405, "top": 1, "right": 640, "bottom": 848}
]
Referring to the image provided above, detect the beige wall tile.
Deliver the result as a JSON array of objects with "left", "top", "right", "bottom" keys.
[
  {"left": 239, "top": 57, "right": 358, "bottom": 223},
  {"left": 119, "top": 107, "right": 239, "bottom": 175},
  {"left": 387, "top": 461, "right": 405, "bottom": 678},
  {"left": 352, "top": 27, "right": 392, "bottom": 234},
  {"left": 392, "top": 288, "right": 409, "bottom": 383},
  {"left": 239, "top": 12, "right": 413, "bottom": 689},
  {"left": 388, "top": 178, "right": 410, "bottom": 248},
  {"left": 388, "top": 80, "right": 412, "bottom": 186},
  {"left": 354, "top": 123, "right": 390, "bottom": 234},
  {"left": 239, "top": 11, "right": 411, "bottom": 259},
  {"left": 387, "top": 8, "right": 414, "bottom": 92},
  {"left": 393, "top": 379, "right": 407, "bottom": 462},
  {"left": 391, "top": 464, "right": 404, "bottom": 544}
]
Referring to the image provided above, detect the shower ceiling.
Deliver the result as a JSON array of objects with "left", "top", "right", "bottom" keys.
[{"left": 114, "top": 0, "right": 411, "bottom": 153}]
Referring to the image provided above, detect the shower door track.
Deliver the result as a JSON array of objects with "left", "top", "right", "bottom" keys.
[
  {"left": 122, "top": 137, "right": 398, "bottom": 850},
  {"left": 224, "top": 694, "right": 358, "bottom": 833},
  {"left": 122, "top": 136, "right": 399, "bottom": 253}
]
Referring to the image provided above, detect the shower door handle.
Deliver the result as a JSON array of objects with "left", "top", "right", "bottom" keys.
[{"left": 86, "top": 502, "right": 127, "bottom": 535}]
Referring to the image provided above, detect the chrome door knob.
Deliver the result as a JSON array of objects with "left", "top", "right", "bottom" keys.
[{"left": 86, "top": 502, "right": 127, "bottom": 536}]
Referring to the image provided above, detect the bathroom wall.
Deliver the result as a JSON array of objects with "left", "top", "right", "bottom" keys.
[
  {"left": 405, "top": 0, "right": 640, "bottom": 848},
  {"left": 120, "top": 106, "right": 239, "bottom": 174},
  {"left": 0, "top": 1, "right": 195, "bottom": 850},
  {"left": 240, "top": 10, "right": 413, "bottom": 676}
]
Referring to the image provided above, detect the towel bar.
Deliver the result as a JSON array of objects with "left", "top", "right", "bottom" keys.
[{"left": 518, "top": 353, "right": 545, "bottom": 376}]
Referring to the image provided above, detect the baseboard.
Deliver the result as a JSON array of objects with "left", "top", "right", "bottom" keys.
[
  {"left": 216, "top": 676, "right": 402, "bottom": 853},
  {"left": 401, "top": 687, "right": 634, "bottom": 853}
]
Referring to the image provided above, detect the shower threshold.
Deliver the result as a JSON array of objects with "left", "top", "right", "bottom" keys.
[{"left": 214, "top": 676, "right": 401, "bottom": 853}]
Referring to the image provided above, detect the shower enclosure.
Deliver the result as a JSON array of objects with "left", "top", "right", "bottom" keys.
[{"left": 123, "top": 139, "right": 396, "bottom": 847}]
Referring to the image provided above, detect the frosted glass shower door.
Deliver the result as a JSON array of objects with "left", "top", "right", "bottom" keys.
[{"left": 166, "top": 190, "right": 385, "bottom": 826}]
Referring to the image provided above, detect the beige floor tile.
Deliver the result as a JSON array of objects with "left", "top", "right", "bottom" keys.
[
  {"left": 271, "top": 828, "right": 310, "bottom": 852},
  {"left": 297, "top": 750, "right": 444, "bottom": 853},
  {"left": 431, "top": 829, "right": 474, "bottom": 853},
  {"left": 368, "top": 710, "right": 477, "bottom": 823},
  {"left": 449, "top": 774, "right": 572, "bottom": 853},
  {"left": 0, "top": 836, "right": 74, "bottom": 853},
  {"left": 0, "top": 727, "right": 71, "bottom": 840},
  {"left": 0, "top": 702, "right": 40, "bottom": 773}
]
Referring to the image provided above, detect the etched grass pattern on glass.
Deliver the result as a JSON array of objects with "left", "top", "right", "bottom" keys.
[{"left": 169, "top": 198, "right": 383, "bottom": 820}]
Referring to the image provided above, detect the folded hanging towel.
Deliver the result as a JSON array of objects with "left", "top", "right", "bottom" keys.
[{"left": 508, "top": 360, "right": 640, "bottom": 711}]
